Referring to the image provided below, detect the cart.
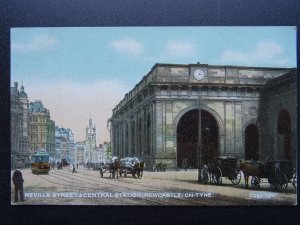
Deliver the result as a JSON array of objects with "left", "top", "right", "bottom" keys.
[
  {"left": 208, "top": 156, "right": 241, "bottom": 185},
  {"left": 250, "top": 160, "right": 296, "bottom": 192}
]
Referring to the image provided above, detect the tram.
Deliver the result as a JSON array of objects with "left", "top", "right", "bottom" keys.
[{"left": 31, "top": 150, "right": 50, "bottom": 174}]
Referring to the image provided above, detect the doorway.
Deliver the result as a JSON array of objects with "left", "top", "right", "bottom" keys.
[{"left": 177, "top": 109, "right": 219, "bottom": 168}]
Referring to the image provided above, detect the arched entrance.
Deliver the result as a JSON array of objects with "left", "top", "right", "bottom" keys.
[
  {"left": 277, "top": 109, "right": 291, "bottom": 159},
  {"left": 177, "top": 109, "right": 219, "bottom": 168},
  {"left": 245, "top": 124, "right": 259, "bottom": 160}
]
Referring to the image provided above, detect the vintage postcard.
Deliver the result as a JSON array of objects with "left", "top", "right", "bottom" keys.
[{"left": 10, "top": 27, "right": 297, "bottom": 205}]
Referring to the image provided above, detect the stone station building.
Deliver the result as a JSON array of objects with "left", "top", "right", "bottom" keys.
[{"left": 110, "top": 63, "right": 297, "bottom": 169}]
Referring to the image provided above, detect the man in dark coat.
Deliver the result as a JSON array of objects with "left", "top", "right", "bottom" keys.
[
  {"left": 72, "top": 163, "right": 77, "bottom": 173},
  {"left": 12, "top": 167, "right": 24, "bottom": 202},
  {"left": 202, "top": 164, "right": 209, "bottom": 184}
]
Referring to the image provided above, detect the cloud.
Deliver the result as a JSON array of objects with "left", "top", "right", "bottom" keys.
[
  {"left": 12, "top": 34, "right": 58, "bottom": 53},
  {"left": 110, "top": 39, "right": 143, "bottom": 57},
  {"left": 220, "top": 41, "right": 289, "bottom": 66},
  {"left": 24, "top": 79, "right": 125, "bottom": 143},
  {"left": 163, "top": 40, "right": 198, "bottom": 58}
]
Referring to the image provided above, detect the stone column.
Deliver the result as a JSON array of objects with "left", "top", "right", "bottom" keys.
[
  {"left": 234, "top": 103, "right": 243, "bottom": 158},
  {"left": 135, "top": 114, "right": 138, "bottom": 156},
  {"left": 165, "top": 101, "right": 174, "bottom": 154},
  {"left": 152, "top": 101, "right": 156, "bottom": 165},
  {"left": 225, "top": 101, "right": 234, "bottom": 155},
  {"left": 155, "top": 100, "right": 163, "bottom": 154},
  {"left": 128, "top": 117, "right": 132, "bottom": 156},
  {"left": 162, "top": 100, "right": 166, "bottom": 154}
]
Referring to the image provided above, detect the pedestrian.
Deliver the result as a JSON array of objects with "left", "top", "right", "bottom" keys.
[
  {"left": 202, "top": 164, "right": 209, "bottom": 184},
  {"left": 12, "top": 167, "right": 24, "bottom": 202},
  {"left": 76, "top": 163, "right": 78, "bottom": 170},
  {"left": 72, "top": 164, "right": 77, "bottom": 173}
]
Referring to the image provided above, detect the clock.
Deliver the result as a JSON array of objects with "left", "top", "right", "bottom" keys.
[{"left": 193, "top": 69, "right": 205, "bottom": 81}]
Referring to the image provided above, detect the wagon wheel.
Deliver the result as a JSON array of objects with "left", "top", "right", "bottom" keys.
[
  {"left": 251, "top": 176, "right": 260, "bottom": 189},
  {"left": 211, "top": 167, "right": 222, "bottom": 185},
  {"left": 292, "top": 173, "right": 297, "bottom": 190},
  {"left": 270, "top": 172, "right": 288, "bottom": 192},
  {"left": 277, "top": 173, "right": 288, "bottom": 192},
  {"left": 230, "top": 170, "right": 242, "bottom": 185}
]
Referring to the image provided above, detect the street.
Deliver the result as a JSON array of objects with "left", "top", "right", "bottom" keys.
[{"left": 11, "top": 165, "right": 296, "bottom": 206}]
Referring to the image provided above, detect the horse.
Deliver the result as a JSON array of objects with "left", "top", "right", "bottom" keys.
[
  {"left": 134, "top": 161, "right": 146, "bottom": 178},
  {"left": 110, "top": 157, "right": 121, "bottom": 179},
  {"left": 207, "top": 161, "right": 221, "bottom": 184},
  {"left": 239, "top": 160, "right": 265, "bottom": 188}
]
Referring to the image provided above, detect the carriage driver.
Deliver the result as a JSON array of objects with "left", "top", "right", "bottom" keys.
[
  {"left": 111, "top": 156, "right": 118, "bottom": 163},
  {"left": 130, "top": 157, "right": 139, "bottom": 168}
]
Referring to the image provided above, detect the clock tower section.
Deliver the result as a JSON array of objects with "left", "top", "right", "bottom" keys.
[{"left": 86, "top": 116, "right": 97, "bottom": 163}]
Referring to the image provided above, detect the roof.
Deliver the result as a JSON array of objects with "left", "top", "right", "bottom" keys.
[
  {"left": 265, "top": 68, "right": 297, "bottom": 87},
  {"left": 19, "top": 85, "right": 28, "bottom": 98},
  {"left": 153, "top": 63, "right": 294, "bottom": 71},
  {"left": 19, "top": 91, "right": 28, "bottom": 98},
  {"left": 29, "top": 100, "right": 46, "bottom": 112}
]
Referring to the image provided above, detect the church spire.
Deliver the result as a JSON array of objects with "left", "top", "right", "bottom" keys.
[
  {"left": 89, "top": 113, "right": 92, "bottom": 127},
  {"left": 21, "top": 81, "right": 24, "bottom": 91}
]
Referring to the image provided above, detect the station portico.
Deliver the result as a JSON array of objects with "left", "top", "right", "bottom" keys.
[{"left": 110, "top": 63, "right": 297, "bottom": 169}]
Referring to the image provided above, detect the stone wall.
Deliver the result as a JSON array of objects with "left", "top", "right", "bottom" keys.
[
  {"left": 259, "top": 71, "right": 297, "bottom": 162},
  {"left": 111, "top": 64, "right": 296, "bottom": 169}
]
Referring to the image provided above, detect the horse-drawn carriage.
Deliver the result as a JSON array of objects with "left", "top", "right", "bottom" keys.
[
  {"left": 208, "top": 156, "right": 242, "bottom": 185},
  {"left": 240, "top": 159, "right": 296, "bottom": 192},
  {"left": 119, "top": 157, "right": 145, "bottom": 178},
  {"left": 99, "top": 156, "right": 145, "bottom": 179},
  {"left": 99, "top": 157, "right": 120, "bottom": 178}
]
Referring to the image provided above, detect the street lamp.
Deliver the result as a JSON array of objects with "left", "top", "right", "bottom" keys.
[
  {"left": 197, "top": 96, "right": 203, "bottom": 183},
  {"left": 197, "top": 107, "right": 202, "bottom": 182}
]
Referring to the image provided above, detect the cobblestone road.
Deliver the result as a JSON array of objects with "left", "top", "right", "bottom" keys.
[{"left": 11, "top": 166, "right": 297, "bottom": 206}]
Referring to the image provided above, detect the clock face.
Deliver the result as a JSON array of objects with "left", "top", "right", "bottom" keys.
[{"left": 193, "top": 69, "right": 205, "bottom": 81}]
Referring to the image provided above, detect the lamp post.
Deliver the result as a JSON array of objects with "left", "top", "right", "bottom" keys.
[
  {"left": 197, "top": 108, "right": 202, "bottom": 182},
  {"left": 174, "top": 147, "right": 177, "bottom": 168}
]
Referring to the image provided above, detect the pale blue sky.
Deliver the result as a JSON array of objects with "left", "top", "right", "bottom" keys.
[{"left": 11, "top": 27, "right": 297, "bottom": 142}]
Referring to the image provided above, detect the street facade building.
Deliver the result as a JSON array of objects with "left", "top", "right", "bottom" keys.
[
  {"left": 55, "top": 129, "right": 63, "bottom": 159},
  {"left": 84, "top": 117, "right": 97, "bottom": 164},
  {"left": 29, "top": 100, "right": 55, "bottom": 157},
  {"left": 75, "top": 141, "right": 86, "bottom": 164},
  {"left": 10, "top": 82, "right": 31, "bottom": 169},
  {"left": 54, "top": 126, "right": 75, "bottom": 161},
  {"left": 98, "top": 143, "right": 110, "bottom": 164},
  {"left": 111, "top": 63, "right": 297, "bottom": 169}
]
